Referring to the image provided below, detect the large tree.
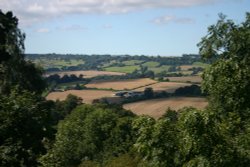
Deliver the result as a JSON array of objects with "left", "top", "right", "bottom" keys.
[
  {"left": 0, "top": 10, "right": 46, "bottom": 94},
  {"left": 0, "top": 11, "right": 54, "bottom": 166}
]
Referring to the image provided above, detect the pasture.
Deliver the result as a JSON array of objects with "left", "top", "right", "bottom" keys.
[
  {"left": 123, "top": 97, "right": 208, "bottom": 119},
  {"left": 85, "top": 78, "right": 157, "bottom": 90},
  {"left": 104, "top": 65, "right": 139, "bottom": 73}
]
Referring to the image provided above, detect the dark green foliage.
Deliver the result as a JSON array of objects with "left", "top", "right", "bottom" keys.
[
  {"left": 133, "top": 115, "right": 178, "bottom": 167},
  {"left": 50, "top": 94, "right": 83, "bottom": 123},
  {"left": 0, "top": 10, "right": 46, "bottom": 95},
  {"left": 132, "top": 13, "right": 250, "bottom": 167},
  {"left": 0, "top": 10, "right": 24, "bottom": 63},
  {"left": 40, "top": 104, "right": 136, "bottom": 167},
  {"left": 0, "top": 11, "right": 55, "bottom": 166},
  {"left": 144, "top": 87, "right": 154, "bottom": 99},
  {"left": 174, "top": 84, "right": 203, "bottom": 96},
  {"left": 0, "top": 89, "right": 54, "bottom": 166}
]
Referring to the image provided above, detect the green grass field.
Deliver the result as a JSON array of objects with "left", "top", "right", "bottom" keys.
[
  {"left": 122, "top": 60, "right": 143, "bottom": 66},
  {"left": 34, "top": 58, "right": 85, "bottom": 69},
  {"left": 104, "top": 65, "right": 139, "bottom": 73},
  {"left": 148, "top": 65, "right": 171, "bottom": 73},
  {"left": 192, "top": 62, "right": 209, "bottom": 68},
  {"left": 142, "top": 61, "right": 159, "bottom": 67}
]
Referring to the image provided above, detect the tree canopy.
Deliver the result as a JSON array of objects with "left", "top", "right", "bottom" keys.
[{"left": 0, "top": 10, "right": 46, "bottom": 94}]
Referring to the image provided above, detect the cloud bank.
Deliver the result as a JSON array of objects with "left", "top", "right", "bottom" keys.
[
  {"left": 0, "top": 0, "right": 240, "bottom": 26},
  {"left": 152, "top": 15, "right": 195, "bottom": 25}
]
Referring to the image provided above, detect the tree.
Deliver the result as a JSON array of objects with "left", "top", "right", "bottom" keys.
[
  {"left": 0, "top": 89, "right": 54, "bottom": 166},
  {"left": 0, "top": 11, "right": 54, "bottom": 166},
  {"left": 0, "top": 10, "right": 46, "bottom": 94},
  {"left": 133, "top": 114, "right": 178, "bottom": 166},
  {"left": 198, "top": 13, "right": 250, "bottom": 115},
  {"left": 40, "top": 104, "right": 136, "bottom": 167},
  {"left": 0, "top": 10, "right": 24, "bottom": 63},
  {"left": 144, "top": 87, "right": 154, "bottom": 99},
  {"left": 197, "top": 13, "right": 250, "bottom": 166}
]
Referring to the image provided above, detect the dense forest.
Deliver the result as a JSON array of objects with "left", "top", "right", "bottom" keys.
[{"left": 0, "top": 10, "right": 250, "bottom": 167}]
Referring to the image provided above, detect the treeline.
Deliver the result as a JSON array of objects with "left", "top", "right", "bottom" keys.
[
  {"left": 46, "top": 74, "right": 90, "bottom": 84},
  {"left": 26, "top": 53, "right": 208, "bottom": 72},
  {"left": 1, "top": 10, "right": 250, "bottom": 167}
]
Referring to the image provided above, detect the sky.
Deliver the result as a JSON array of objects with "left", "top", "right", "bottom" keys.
[{"left": 1, "top": 0, "right": 249, "bottom": 56}]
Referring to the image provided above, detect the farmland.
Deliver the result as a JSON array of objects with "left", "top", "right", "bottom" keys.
[
  {"left": 167, "top": 76, "right": 202, "bottom": 83},
  {"left": 123, "top": 97, "right": 208, "bottom": 119},
  {"left": 135, "top": 82, "right": 193, "bottom": 93},
  {"left": 104, "top": 65, "right": 139, "bottom": 73},
  {"left": 85, "top": 78, "right": 157, "bottom": 90},
  {"left": 46, "top": 90, "right": 116, "bottom": 104},
  {"left": 33, "top": 58, "right": 85, "bottom": 70},
  {"left": 46, "top": 70, "right": 125, "bottom": 78}
]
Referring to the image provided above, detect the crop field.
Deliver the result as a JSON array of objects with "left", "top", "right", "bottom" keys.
[
  {"left": 46, "top": 70, "right": 125, "bottom": 78},
  {"left": 123, "top": 97, "right": 208, "bottom": 119},
  {"left": 135, "top": 82, "right": 192, "bottom": 93},
  {"left": 167, "top": 76, "right": 202, "bottom": 83},
  {"left": 85, "top": 78, "right": 157, "bottom": 90},
  {"left": 46, "top": 90, "right": 115, "bottom": 103}
]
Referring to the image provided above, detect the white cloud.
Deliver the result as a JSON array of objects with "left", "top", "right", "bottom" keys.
[
  {"left": 36, "top": 28, "right": 50, "bottom": 33},
  {"left": 57, "top": 25, "right": 87, "bottom": 31},
  {"left": 0, "top": 0, "right": 241, "bottom": 26},
  {"left": 152, "top": 15, "right": 195, "bottom": 25},
  {"left": 103, "top": 24, "right": 113, "bottom": 29}
]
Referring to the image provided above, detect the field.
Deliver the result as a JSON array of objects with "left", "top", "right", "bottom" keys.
[
  {"left": 85, "top": 78, "right": 157, "bottom": 90},
  {"left": 33, "top": 58, "right": 85, "bottom": 69},
  {"left": 46, "top": 70, "right": 125, "bottom": 78},
  {"left": 123, "top": 60, "right": 143, "bottom": 66},
  {"left": 167, "top": 76, "right": 202, "bottom": 83},
  {"left": 149, "top": 65, "right": 171, "bottom": 73},
  {"left": 104, "top": 65, "right": 139, "bottom": 73},
  {"left": 46, "top": 90, "right": 116, "bottom": 103},
  {"left": 180, "top": 62, "right": 209, "bottom": 71},
  {"left": 123, "top": 97, "right": 208, "bottom": 119},
  {"left": 142, "top": 61, "right": 159, "bottom": 67},
  {"left": 135, "top": 82, "right": 192, "bottom": 93}
]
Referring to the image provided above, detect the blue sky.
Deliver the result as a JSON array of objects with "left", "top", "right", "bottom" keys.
[{"left": 2, "top": 0, "right": 249, "bottom": 56}]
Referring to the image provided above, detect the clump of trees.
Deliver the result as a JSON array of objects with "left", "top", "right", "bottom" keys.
[
  {"left": 132, "top": 13, "right": 250, "bottom": 166},
  {"left": 39, "top": 104, "right": 136, "bottom": 167}
]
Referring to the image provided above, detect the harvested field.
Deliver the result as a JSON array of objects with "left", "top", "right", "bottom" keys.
[
  {"left": 85, "top": 78, "right": 157, "bottom": 90},
  {"left": 135, "top": 82, "right": 192, "bottom": 93},
  {"left": 179, "top": 65, "right": 194, "bottom": 71},
  {"left": 46, "top": 70, "right": 125, "bottom": 78},
  {"left": 46, "top": 90, "right": 116, "bottom": 104},
  {"left": 167, "top": 76, "right": 202, "bottom": 83},
  {"left": 123, "top": 97, "right": 208, "bottom": 119}
]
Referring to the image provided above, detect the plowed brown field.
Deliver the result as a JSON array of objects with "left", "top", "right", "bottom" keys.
[
  {"left": 123, "top": 97, "right": 208, "bottom": 119},
  {"left": 135, "top": 82, "right": 192, "bottom": 93},
  {"left": 85, "top": 78, "right": 157, "bottom": 90},
  {"left": 46, "top": 90, "right": 115, "bottom": 103}
]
